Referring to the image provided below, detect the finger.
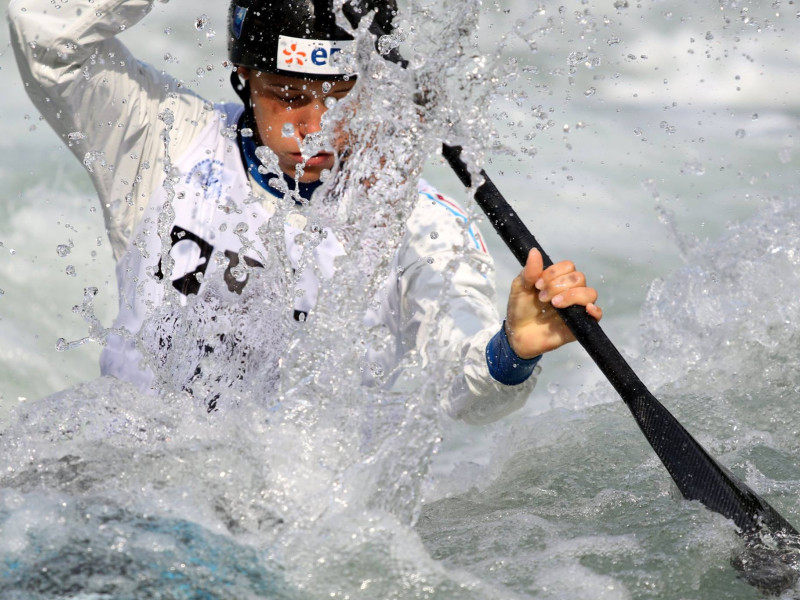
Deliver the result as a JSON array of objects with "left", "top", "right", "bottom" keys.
[
  {"left": 537, "top": 271, "right": 587, "bottom": 302},
  {"left": 535, "top": 259, "right": 576, "bottom": 290},
  {"left": 550, "top": 286, "right": 599, "bottom": 309},
  {"left": 586, "top": 302, "right": 603, "bottom": 321}
]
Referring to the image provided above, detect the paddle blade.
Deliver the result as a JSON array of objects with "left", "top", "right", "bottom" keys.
[{"left": 628, "top": 387, "right": 796, "bottom": 535}]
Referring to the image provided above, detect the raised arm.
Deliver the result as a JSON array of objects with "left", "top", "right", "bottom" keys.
[{"left": 8, "top": 0, "right": 211, "bottom": 258}]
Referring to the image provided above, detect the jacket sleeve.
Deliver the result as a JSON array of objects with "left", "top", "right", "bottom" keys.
[
  {"left": 396, "top": 193, "right": 538, "bottom": 425},
  {"left": 8, "top": 0, "right": 212, "bottom": 259}
]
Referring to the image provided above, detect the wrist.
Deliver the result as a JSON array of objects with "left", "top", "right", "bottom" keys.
[
  {"left": 503, "top": 320, "right": 540, "bottom": 361},
  {"left": 486, "top": 322, "right": 541, "bottom": 386}
]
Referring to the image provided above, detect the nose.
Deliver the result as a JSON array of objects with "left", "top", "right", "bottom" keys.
[{"left": 297, "top": 101, "right": 327, "bottom": 139}]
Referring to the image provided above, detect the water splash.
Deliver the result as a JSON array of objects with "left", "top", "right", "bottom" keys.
[{"left": 0, "top": 1, "right": 520, "bottom": 597}]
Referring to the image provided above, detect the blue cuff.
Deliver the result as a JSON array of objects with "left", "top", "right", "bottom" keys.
[{"left": 485, "top": 324, "right": 541, "bottom": 386}]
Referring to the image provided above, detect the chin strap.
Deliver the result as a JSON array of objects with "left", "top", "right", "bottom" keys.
[{"left": 229, "top": 70, "right": 262, "bottom": 146}]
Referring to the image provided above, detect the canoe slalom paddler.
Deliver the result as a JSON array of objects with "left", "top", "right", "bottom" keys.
[{"left": 9, "top": 0, "right": 602, "bottom": 423}]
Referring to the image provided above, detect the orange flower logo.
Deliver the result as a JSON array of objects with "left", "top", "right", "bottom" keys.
[{"left": 282, "top": 43, "right": 307, "bottom": 66}]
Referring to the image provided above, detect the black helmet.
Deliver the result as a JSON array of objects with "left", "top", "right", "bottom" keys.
[{"left": 228, "top": 0, "right": 399, "bottom": 80}]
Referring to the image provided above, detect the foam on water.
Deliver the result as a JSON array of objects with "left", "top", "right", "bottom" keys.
[{"left": 420, "top": 197, "right": 800, "bottom": 598}]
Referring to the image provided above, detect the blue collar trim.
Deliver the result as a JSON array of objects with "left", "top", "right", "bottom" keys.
[{"left": 240, "top": 131, "right": 322, "bottom": 203}]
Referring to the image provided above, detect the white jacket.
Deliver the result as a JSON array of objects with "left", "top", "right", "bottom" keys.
[{"left": 8, "top": 0, "right": 537, "bottom": 424}]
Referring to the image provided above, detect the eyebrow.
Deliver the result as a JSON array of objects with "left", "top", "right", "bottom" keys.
[
  {"left": 263, "top": 82, "right": 356, "bottom": 93},
  {"left": 264, "top": 84, "right": 306, "bottom": 92}
]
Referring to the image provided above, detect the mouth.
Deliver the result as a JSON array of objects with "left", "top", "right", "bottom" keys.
[{"left": 289, "top": 152, "right": 334, "bottom": 168}]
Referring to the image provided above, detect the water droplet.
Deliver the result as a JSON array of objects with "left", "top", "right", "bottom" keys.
[
  {"left": 83, "top": 150, "right": 106, "bottom": 173},
  {"left": 240, "top": 127, "right": 254, "bottom": 138},
  {"left": 426, "top": 257, "right": 434, "bottom": 264},
  {"left": 735, "top": 129, "right": 746, "bottom": 139},
  {"left": 430, "top": 231, "right": 439, "bottom": 240},
  {"left": 195, "top": 14, "right": 209, "bottom": 31},
  {"left": 613, "top": 0, "right": 629, "bottom": 7},
  {"left": 56, "top": 244, "right": 71, "bottom": 257},
  {"left": 705, "top": 31, "right": 714, "bottom": 41},
  {"left": 751, "top": 113, "right": 759, "bottom": 121},
  {"left": 322, "top": 81, "right": 332, "bottom": 94},
  {"left": 324, "top": 97, "right": 338, "bottom": 109},
  {"left": 282, "top": 123, "right": 295, "bottom": 138},
  {"left": 681, "top": 161, "right": 706, "bottom": 176},
  {"left": 159, "top": 109, "right": 175, "bottom": 127},
  {"left": 377, "top": 34, "right": 399, "bottom": 56},
  {"left": 55, "top": 338, "right": 68, "bottom": 352},
  {"left": 584, "top": 87, "right": 596, "bottom": 97},
  {"left": 65, "top": 265, "right": 77, "bottom": 277},
  {"left": 0, "top": 289, "right": 4, "bottom": 298}
]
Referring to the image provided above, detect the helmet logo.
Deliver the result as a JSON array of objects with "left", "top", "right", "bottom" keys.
[
  {"left": 231, "top": 6, "right": 247, "bottom": 40},
  {"left": 282, "top": 43, "right": 308, "bottom": 67},
  {"left": 277, "top": 35, "right": 356, "bottom": 76}
]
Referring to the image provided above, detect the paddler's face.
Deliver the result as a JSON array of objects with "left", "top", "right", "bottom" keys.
[{"left": 240, "top": 69, "right": 356, "bottom": 183}]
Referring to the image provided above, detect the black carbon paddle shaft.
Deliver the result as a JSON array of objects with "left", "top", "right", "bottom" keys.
[{"left": 441, "top": 143, "right": 797, "bottom": 535}]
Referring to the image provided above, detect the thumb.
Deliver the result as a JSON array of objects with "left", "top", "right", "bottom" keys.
[{"left": 521, "top": 248, "right": 544, "bottom": 287}]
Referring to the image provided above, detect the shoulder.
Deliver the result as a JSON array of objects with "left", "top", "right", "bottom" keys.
[
  {"left": 407, "top": 179, "right": 489, "bottom": 256},
  {"left": 171, "top": 101, "right": 244, "bottom": 155},
  {"left": 215, "top": 102, "right": 246, "bottom": 129}
]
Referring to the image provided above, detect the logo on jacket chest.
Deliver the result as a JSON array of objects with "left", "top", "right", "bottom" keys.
[
  {"left": 185, "top": 159, "right": 225, "bottom": 201},
  {"left": 154, "top": 225, "right": 263, "bottom": 296}
]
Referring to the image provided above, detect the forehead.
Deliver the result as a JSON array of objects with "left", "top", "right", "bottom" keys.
[{"left": 251, "top": 72, "right": 355, "bottom": 91}]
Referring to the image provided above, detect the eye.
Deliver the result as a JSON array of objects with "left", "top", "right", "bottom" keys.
[
  {"left": 275, "top": 91, "right": 311, "bottom": 105},
  {"left": 329, "top": 86, "right": 355, "bottom": 100}
]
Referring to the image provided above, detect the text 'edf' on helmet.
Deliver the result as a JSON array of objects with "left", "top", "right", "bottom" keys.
[{"left": 228, "top": 0, "right": 399, "bottom": 81}]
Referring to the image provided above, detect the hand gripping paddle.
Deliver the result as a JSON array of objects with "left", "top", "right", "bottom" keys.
[{"left": 440, "top": 143, "right": 797, "bottom": 538}]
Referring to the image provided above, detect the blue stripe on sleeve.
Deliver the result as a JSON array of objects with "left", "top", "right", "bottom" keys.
[{"left": 486, "top": 323, "right": 541, "bottom": 386}]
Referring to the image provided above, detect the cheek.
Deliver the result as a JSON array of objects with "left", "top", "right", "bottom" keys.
[{"left": 252, "top": 100, "right": 295, "bottom": 146}]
